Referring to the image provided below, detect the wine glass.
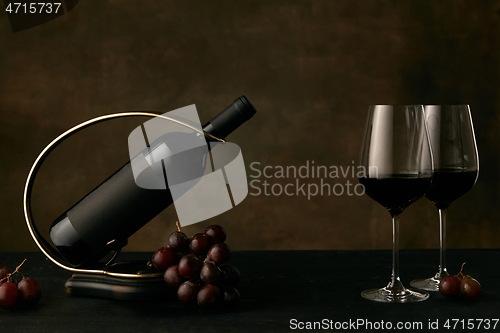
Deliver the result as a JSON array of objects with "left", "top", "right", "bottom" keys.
[
  {"left": 358, "top": 105, "right": 433, "bottom": 303},
  {"left": 410, "top": 105, "right": 479, "bottom": 291}
]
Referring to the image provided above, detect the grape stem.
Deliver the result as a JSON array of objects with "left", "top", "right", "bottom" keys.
[
  {"left": 0, "top": 258, "right": 27, "bottom": 283},
  {"left": 176, "top": 221, "right": 181, "bottom": 232},
  {"left": 457, "top": 262, "right": 466, "bottom": 279}
]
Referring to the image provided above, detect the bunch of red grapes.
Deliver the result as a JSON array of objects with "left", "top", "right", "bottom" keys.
[
  {"left": 0, "top": 259, "right": 42, "bottom": 309},
  {"left": 439, "top": 262, "right": 481, "bottom": 301},
  {"left": 151, "top": 224, "right": 240, "bottom": 309}
]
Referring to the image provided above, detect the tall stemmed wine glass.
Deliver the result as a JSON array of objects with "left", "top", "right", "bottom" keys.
[
  {"left": 410, "top": 105, "right": 479, "bottom": 291},
  {"left": 358, "top": 105, "right": 433, "bottom": 303}
]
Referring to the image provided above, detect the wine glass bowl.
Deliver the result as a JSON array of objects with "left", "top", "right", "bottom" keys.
[
  {"left": 358, "top": 105, "right": 433, "bottom": 303},
  {"left": 410, "top": 105, "right": 479, "bottom": 291}
]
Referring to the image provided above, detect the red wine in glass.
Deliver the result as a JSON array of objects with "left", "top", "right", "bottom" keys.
[
  {"left": 424, "top": 168, "right": 478, "bottom": 210},
  {"left": 360, "top": 175, "right": 432, "bottom": 216}
]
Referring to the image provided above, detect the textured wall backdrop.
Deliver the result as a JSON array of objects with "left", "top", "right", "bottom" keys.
[{"left": 1, "top": 0, "right": 499, "bottom": 253}]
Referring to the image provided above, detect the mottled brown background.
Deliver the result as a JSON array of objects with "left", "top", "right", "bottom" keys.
[{"left": 1, "top": 1, "right": 499, "bottom": 254}]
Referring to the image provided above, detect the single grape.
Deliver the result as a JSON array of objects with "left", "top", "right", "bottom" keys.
[
  {"left": 222, "top": 286, "right": 240, "bottom": 306},
  {"left": 204, "top": 225, "right": 227, "bottom": 244},
  {"left": 177, "top": 279, "right": 201, "bottom": 303},
  {"left": 164, "top": 265, "right": 186, "bottom": 288},
  {"left": 189, "top": 233, "right": 210, "bottom": 255},
  {"left": 168, "top": 231, "right": 189, "bottom": 252},
  {"left": 207, "top": 243, "right": 231, "bottom": 265},
  {"left": 200, "top": 261, "right": 222, "bottom": 285},
  {"left": 220, "top": 264, "right": 240, "bottom": 286},
  {"left": 197, "top": 284, "right": 221, "bottom": 308},
  {"left": 439, "top": 275, "right": 461, "bottom": 298},
  {"left": 460, "top": 275, "right": 481, "bottom": 300},
  {"left": 151, "top": 246, "right": 177, "bottom": 271},
  {"left": 178, "top": 254, "right": 203, "bottom": 279},
  {"left": 17, "top": 278, "right": 42, "bottom": 306},
  {"left": 0, "top": 266, "right": 9, "bottom": 281},
  {"left": 0, "top": 281, "right": 18, "bottom": 309}
]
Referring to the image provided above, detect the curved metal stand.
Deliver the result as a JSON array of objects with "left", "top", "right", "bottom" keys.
[{"left": 22, "top": 112, "right": 223, "bottom": 299}]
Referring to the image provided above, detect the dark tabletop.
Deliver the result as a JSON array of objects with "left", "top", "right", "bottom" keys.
[{"left": 0, "top": 250, "right": 499, "bottom": 332}]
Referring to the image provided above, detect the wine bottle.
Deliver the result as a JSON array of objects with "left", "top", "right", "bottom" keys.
[{"left": 49, "top": 96, "right": 256, "bottom": 267}]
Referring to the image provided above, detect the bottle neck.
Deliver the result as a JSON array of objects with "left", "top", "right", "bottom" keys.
[
  {"left": 202, "top": 96, "right": 256, "bottom": 139},
  {"left": 201, "top": 122, "right": 222, "bottom": 140}
]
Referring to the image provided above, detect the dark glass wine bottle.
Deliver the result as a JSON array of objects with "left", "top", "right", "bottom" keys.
[{"left": 49, "top": 96, "right": 256, "bottom": 267}]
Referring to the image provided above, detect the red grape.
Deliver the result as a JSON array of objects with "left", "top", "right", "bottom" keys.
[
  {"left": 0, "top": 282, "right": 18, "bottom": 309},
  {"left": 439, "top": 275, "right": 461, "bottom": 298},
  {"left": 460, "top": 275, "right": 481, "bottom": 300},
  {"left": 177, "top": 279, "right": 201, "bottom": 303},
  {"left": 0, "top": 266, "right": 9, "bottom": 282},
  {"left": 200, "top": 261, "right": 222, "bottom": 285},
  {"left": 151, "top": 246, "right": 177, "bottom": 271},
  {"left": 178, "top": 254, "right": 202, "bottom": 279},
  {"left": 204, "top": 225, "right": 226, "bottom": 244},
  {"left": 197, "top": 284, "right": 221, "bottom": 308},
  {"left": 158, "top": 224, "right": 241, "bottom": 309},
  {"left": 17, "top": 278, "right": 42, "bottom": 306},
  {"left": 189, "top": 233, "right": 210, "bottom": 255},
  {"left": 220, "top": 264, "right": 240, "bottom": 287},
  {"left": 207, "top": 243, "right": 231, "bottom": 265},
  {"left": 222, "top": 286, "right": 240, "bottom": 306},
  {"left": 164, "top": 265, "right": 186, "bottom": 288},
  {"left": 168, "top": 231, "right": 189, "bottom": 252}
]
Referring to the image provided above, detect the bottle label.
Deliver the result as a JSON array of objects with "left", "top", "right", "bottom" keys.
[{"left": 128, "top": 105, "right": 249, "bottom": 226}]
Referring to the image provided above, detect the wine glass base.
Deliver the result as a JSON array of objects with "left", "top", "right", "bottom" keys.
[
  {"left": 361, "top": 286, "right": 429, "bottom": 303},
  {"left": 410, "top": 277, "right": 441, "bottom": 292}
]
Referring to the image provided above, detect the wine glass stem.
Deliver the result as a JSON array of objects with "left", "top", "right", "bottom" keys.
[
  {"left": 437, "top": 208, "right": 448, "bottom": 277},
  {"left": 389, "top": 213, "right": 403, "bottom": 291}
]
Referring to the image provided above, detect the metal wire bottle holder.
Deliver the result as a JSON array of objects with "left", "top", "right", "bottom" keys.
[{"left": 23, "top": 112, "right": 224, "bottom": 278}]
